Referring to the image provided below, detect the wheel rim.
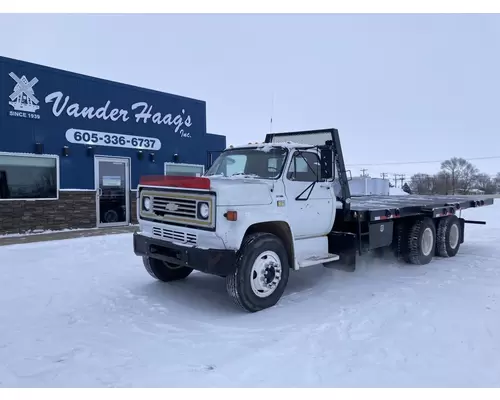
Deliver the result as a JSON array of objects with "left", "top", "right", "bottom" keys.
[
  {"left": 250, "top": 250, "right": 282, "bottom": 298},
  {"left": 421, "top": 227, "right": 434, "bottom": 256},
  {"left": 449, "top": 223, "right": 459, "bottom": 249}
]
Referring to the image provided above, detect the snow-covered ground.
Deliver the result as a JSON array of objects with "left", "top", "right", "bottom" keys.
[
  {"left": 389, "top": 187, "right": 409, "bottom": 195},
  {"left": 1, "top": 203, "right": 500, "bottom": 388}
]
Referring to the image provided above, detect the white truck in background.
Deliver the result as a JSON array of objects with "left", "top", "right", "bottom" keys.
[{"left": 133, "top": 128, "right": 494, "bottom": 312}]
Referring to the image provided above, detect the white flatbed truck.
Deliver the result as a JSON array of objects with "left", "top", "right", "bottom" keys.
[{"left": 133, "top": 128, "right": 495, "bottom": 312}]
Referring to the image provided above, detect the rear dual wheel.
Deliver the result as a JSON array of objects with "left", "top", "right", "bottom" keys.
[
  {"left": 435, "top": 215, "right": 461, "bottom": 258},
  {"left": 398, "top": 215, "right": 461, "bottom": 265},
  {"left": 405, "top": 217, "right": 436, "bottom": 265}
]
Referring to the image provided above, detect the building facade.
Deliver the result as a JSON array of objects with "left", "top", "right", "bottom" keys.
[{"left": 0, "top": 56, "right": 226, "bottom": 235}]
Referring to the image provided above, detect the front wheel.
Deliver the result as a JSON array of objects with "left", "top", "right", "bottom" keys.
[
  {"left": 143, "top": 257, "right": 193, "bottom": 282},
  {"left": 226, "top": 233, "right": 290, "bottom": 312}
]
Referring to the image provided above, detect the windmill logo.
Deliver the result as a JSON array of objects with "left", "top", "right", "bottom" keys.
[{"left": 8, "top": 72, "right": 40, "bottom": 113}]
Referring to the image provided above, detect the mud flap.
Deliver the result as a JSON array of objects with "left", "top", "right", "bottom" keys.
[
  {"left": 325, "top": 231, "right": 358, "bottom": 272},
  {"left": 459, "top": 217, "right": 465, "bottom": 244},
  {"left": 460, "top": 217, "right": 487, "bottom": 244}
]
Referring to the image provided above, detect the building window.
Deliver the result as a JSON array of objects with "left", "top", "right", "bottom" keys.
[
  {"left": 164, "top": 163, "right": 205, "bottom": 177},
  {"left": 0, "top": 154, "right": 59, "bottom": 200}
]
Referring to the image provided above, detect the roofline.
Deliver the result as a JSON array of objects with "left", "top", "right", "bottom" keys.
[
  {"left": 206, "top": 132, "right": 226, "bottom": 139},
  {"left": 0, "top": 55, "right": 206, "bottom": 106}
]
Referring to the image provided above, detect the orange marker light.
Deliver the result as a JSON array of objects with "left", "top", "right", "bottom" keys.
[{"left": 224, "top": 211, "right": 238, "bottom": 221}]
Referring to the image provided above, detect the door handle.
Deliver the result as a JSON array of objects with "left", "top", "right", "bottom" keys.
[
  {"left": 97, "top": 188, "right": 103, "bottom": 196},
  {"left": 319, "top": 184, "right": 330, "bottom": 189}
]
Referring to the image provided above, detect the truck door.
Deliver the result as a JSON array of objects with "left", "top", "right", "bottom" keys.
[
  {"left": 264, "top": 127, "right": 353, "bottom": 220},
  {"left": 284, "top": 150, "right": 335, "bottom": 238}
]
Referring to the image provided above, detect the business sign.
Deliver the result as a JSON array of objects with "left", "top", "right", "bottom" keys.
[
  {"left": 102, "top": 176, "right": 122, "bottom": 187},
  {"left": 46, "top": 92, "right": 192, "bottom": 138},
  {"left": 6, "top": 70, "right": 196, "bottom": 151},
  {"left": 65, "top": 128, "right": 162, "bottom": 150},
  {"left": 8, "top": 72, "right": 41, "bottom": 120}
]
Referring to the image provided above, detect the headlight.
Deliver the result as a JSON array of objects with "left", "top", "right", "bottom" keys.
[
  {"left": 198, "top": 202, "right": 210, "bottom": 219},
  {"left": 143, "top": 196, "right": 152, "bottom": 211}
]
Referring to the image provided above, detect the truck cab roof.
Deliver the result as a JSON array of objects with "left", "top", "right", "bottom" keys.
[{"left": 225, "top": 141, "right": 315, "bottom": 151}]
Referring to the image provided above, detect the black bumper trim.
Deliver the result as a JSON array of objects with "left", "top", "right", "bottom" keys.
[{"left": 133, "top": 232, "right": 237, "bottom": 276}]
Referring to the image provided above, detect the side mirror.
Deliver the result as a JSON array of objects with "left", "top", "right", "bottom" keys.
[{"left": 319, "top": 147, "right": 333, "bottom": 180}]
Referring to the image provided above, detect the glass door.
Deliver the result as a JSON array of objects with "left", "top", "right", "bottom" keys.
[{"left": 94, "top": 157, "right": 130, "bottom": 227}]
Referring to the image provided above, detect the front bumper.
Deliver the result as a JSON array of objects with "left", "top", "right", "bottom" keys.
[{"left": 133, "top": 232, "right": 238, "bottom": 276}]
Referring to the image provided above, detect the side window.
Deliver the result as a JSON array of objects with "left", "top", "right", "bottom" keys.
[
  {"left": 225, "top": 154, "right": 247, "bottom": 176},
  {"left": 287, "top": 152, "right": 322, "bottom": 182}
]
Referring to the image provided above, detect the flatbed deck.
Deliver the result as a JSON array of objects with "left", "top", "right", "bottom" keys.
[{"left": 347, "top": 194, "right": 495, "bottom": 222}]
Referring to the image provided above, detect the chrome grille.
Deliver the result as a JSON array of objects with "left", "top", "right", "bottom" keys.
[
  {"left": 152, "top": 196, "right": 197, "bottom": 220},
  {"left": 139, "top": 189, "right": 214, "bottom": 229},
  {"left": 152, "top": 227, "right": 197, "bottom": 245}
]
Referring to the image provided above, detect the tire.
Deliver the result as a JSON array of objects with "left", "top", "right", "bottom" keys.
[
  {"left": 394, "top": 221, "right": 409, "bottom": 261},
  {"left": 104, "top": 209, "right": 119, "bottom": 223},
  {"left": 143, "top": 257, "right": 193, "bottom": 282},
  {"left": 435, "top": 215, "right": 461, "bottom": 258},
  {"left": 226, "top": 232, "right": 290, "bottom": 313},
  {"left": 405, "top": 217, "right": 436, "bottom": 265}
]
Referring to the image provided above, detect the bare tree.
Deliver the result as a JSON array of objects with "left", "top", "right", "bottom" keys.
[
  {"left": 402, "top": 160, "right": 496, "bottom": 196},
  {"left": 461, "top": 163, "right": 479, "bottom": 193},
  {"left": 433, "top": 171, "right": 450, "bottom": 195},
  {"left": 440, "top": 157, "right": 461, "bottom": 194},
  {"left": 475, "top": 173, "right": 496, "bottom": 194},
  {"left": 440, "top": 157, "right": 478, "bottom": 194},
  {"left": 409, "top": 173, "right": 434, "bottom": 194},
  {"left": 494, "top": 172, "right": 500, "bottom": 193}
]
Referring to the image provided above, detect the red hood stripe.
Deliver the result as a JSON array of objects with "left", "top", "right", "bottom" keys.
[{"left": 140, "top": 175, "right": 211, "bottom": 190}]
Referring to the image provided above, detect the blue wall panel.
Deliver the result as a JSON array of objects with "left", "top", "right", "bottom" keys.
[{"left": 0, "top": 56, "right": 225, "bottom": 189}]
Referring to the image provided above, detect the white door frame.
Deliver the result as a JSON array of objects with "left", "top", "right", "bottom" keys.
[{"left": 94, "top": 156, "right": 131, "bottom": 228}]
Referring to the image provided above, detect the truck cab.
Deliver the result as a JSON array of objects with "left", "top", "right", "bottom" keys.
[
  {"left": 204, "top": 141, "right": 337, "bottom": 257},
  {"left": 133, "top": 129, "right": 352, "bottom": 312}
]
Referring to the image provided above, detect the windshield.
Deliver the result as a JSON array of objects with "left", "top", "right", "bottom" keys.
[{"left": 205, "top": 146, "right": 288, "bottom": 179}]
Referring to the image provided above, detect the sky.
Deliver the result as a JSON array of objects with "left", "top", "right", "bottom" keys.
[{"left": 0, "top": 13, "right": 500, "bottom": 179}]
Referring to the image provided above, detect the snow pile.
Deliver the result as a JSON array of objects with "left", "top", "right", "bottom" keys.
[
  {"left": 0, "top": 227, "right": 98, "bottom": 238},
  {"left": 1, "top": 202, "right": 499, "bottom": 387},
  {"left": 256, "top": 144, "right": 275, "bottom": 153},
  {"left": 390, "top": 186, "right": 409, "bottom": 195}
]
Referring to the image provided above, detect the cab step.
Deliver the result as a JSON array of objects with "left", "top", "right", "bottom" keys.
[{"left": 298, "top": 253, "right": 340, "bottom": 268}]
